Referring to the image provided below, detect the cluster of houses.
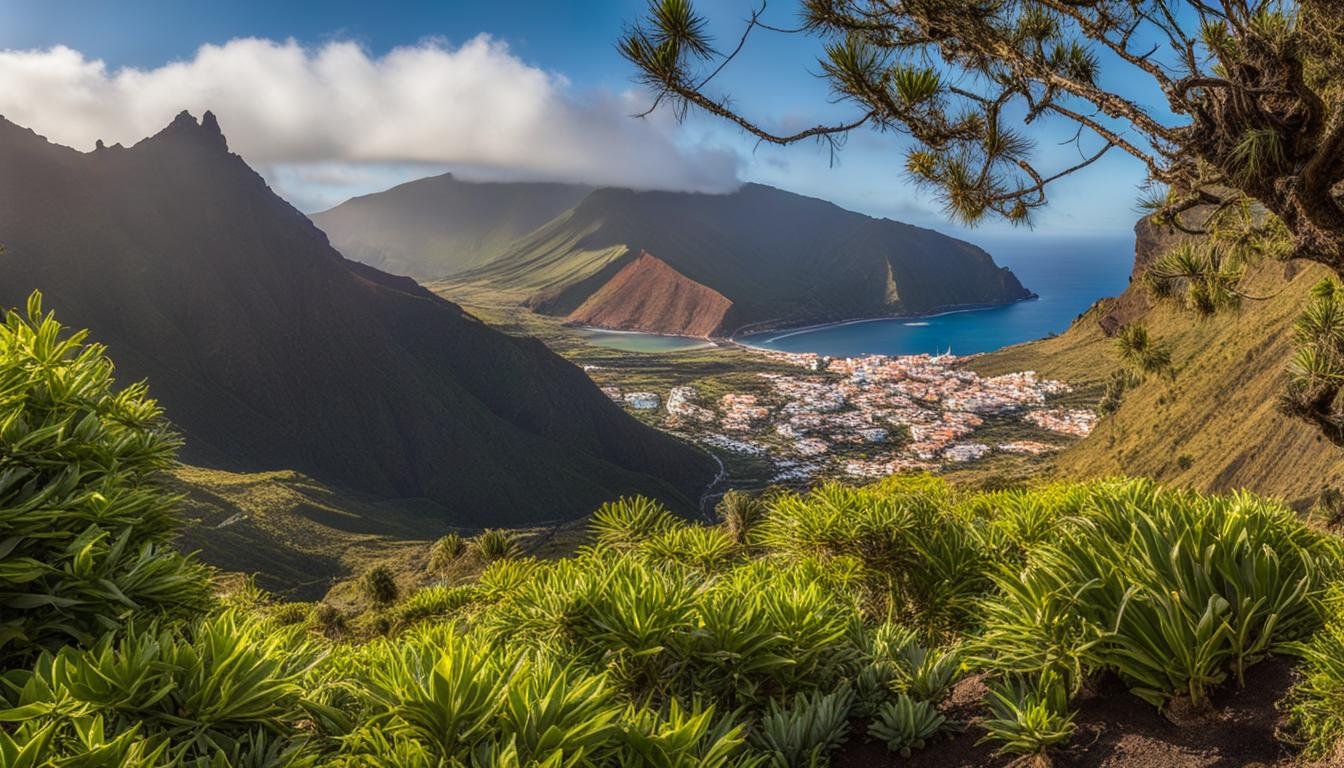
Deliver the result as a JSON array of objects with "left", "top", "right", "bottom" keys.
[{"left": 601, "top": 350, "right": 1097, "bottom": 483}]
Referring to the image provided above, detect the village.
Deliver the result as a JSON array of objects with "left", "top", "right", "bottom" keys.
[{"left": 598, "top": 349, "right": 1097, "bottom": 484}]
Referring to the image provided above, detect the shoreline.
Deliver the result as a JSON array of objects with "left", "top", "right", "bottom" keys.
[
  {"left": 731, "top": 301, "right": 1031, "bottom": 345},
  {"left": 576, "top": 296, "right": 1039, "bottom": 348}
]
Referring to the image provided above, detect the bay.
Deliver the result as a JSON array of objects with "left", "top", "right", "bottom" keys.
[{"left": 736, "top": 233, "right": 1135, "bottom": 357}]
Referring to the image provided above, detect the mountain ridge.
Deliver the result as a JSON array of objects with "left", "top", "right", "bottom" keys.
[
  {"left": 317, "top": 175, "right": 1034, "bottom": 337},
  {"left": 311, "top": 172, "right": 592, "bottom": 277},
  {"left": 0, "top": 110, "right": 716, "bottom": 525}
]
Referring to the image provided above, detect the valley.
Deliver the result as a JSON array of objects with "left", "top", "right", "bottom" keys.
[{"left": 436, "top": 281, "right": 1102, "bottom": 502}]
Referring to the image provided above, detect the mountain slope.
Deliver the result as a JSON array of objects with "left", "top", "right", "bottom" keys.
[
  {"left": 564, "top": 251, "right": 734, "bottom": 337},
  {"left": 0, "top": 112, "right": 715, "bottom": 524},
  {"left": 454, "top": 183, "right": 1033, "bottom": 336},
  {"left": 971, "top": 218, "right": 1344, "bottom": 507},
  {"left": 311, "top": 173, "right": 591, "bottom": 277}
]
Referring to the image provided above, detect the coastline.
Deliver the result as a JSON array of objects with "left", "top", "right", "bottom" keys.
[
  {"left": 730, "top": 299, "right": 1038, "bottom": 345},
  {"left": 576, "top": 295, "right": 1040, "bottom": 348}
]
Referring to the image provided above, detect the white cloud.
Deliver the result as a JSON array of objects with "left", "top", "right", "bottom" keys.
[{"left": 0, "top": 36, "right": 742, "bottom": 204}]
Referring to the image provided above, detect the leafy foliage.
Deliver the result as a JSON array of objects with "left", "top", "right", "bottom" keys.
[
  {"left": 974, "top": 479, "right": 1339, "bottom": 710},
  {"left": 751, "top": 687, "right": 853, "bottom": 768},
  {"left": 359, "top": 566, "right": 400, "bottom": 607},
  {"left": 590, "top": 495, "right": 682, "bottom": 549},
  {"left": 1114, "top": 324, "right": 1173, "bottom": 379},
  {"left": 0, "top": 291, "right": 211, "bottom": 667},
  {"left": 868, "top": 694, "right": 945, "bottom": 758},
  {"left": 427, "top": 533, "right": 465, "bottom": 572},
  {"left": 716, "top": 490, "right": 765, "bottom": 545},
  {"left": 1288, "top": 587, "right": 1344, "bottom": 758},
  {"left": 0, "top": 611, "right": 325, "bottom": 766},
  {"left": 979, "top": 673, "right": 1076, "bottom": 760},
  {"left": 474, "top": 528, "right": 520, "bottom": 560},
  {"left": 1284, "top": 279, "right": 1344, "bottom": 443}
]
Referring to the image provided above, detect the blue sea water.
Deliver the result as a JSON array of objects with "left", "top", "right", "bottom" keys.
[{"left": 736, "top": 233, "right": 1135, "bottom": 357}]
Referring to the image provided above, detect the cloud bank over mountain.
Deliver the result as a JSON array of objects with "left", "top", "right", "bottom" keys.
[{"left": 0, "top": 36, "right": 741, "bottom": 207}]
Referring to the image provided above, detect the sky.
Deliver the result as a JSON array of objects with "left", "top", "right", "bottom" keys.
[{"left": 0, "top": 0, "right": 1158, "bottom": 239}]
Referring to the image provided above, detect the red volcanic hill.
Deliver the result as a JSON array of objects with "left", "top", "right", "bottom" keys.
[
  {"left": 0, "top": 111, "right": 716, "bottom": 524},
  {"left": 565, "top": 251, "right": 733, "bottom": 338}
]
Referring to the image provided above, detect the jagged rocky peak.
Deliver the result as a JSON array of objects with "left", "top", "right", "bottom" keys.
[{"left": 147, "top": 109, "right": 229, "bottom": 151}]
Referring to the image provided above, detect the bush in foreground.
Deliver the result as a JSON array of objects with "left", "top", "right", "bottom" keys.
[
  {"left": 974, "top": 480, "right": 1339, "bottom": 713},
  {"left": 0, "top": 292, "right": 210, "bottom": 667}
]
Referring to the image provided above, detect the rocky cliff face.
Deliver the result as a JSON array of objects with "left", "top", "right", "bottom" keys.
[
  {"left": 0, "top": 111, "right": 716, "bottom": 524},
  {"left": 1095, "top": 216, "right": 1173, "bottom": 335}
]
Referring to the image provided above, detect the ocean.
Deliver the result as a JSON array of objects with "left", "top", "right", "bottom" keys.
[{"left": 736, "top": 233, "right": 1135, "bottom": 357}]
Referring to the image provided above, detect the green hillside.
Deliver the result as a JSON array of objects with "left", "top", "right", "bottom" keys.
[
  {"left": 436, "top": 183, "right": 1033, "bottom": 336},
  {"left": 971, "top": 220, "right": 1344, "bottom": 507},
  {"left": 311, "top": 173, "right": 591, "bottom": 277},
  {"left": 10, "top": 257, "right": 1344, "bottom": 767}
]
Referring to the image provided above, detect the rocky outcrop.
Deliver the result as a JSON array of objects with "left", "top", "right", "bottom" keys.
[{"left": 565, "top": 252, "right": 734, "bottom": 337}]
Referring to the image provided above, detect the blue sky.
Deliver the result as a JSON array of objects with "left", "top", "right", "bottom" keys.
[{"left": 0, "top": 0, "right": 1153, "bottom": 238}]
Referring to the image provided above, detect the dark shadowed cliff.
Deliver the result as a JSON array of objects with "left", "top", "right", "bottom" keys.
[{"left": 0, "top": 112, "right": 716, "bottom": 524}]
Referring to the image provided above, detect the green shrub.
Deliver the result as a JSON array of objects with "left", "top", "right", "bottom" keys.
[
  {"left": 619, "top": 699, "right": 758, "bottom": 768},
  {"left": 641, "top": 524, "right": 739, "bottom": 570},
  {"left": 871, "top": 623, "right": 964, "bottom": 702},
  {"left": 475, "top": 556, "right": 545, "bottom": 599},
  {"left": 754, "top": 478, "right": 994, "bottom": 635},
  {"left": 979, "top": 672, "right": 1076, "bottom": 760},
  {"left": 975, "top": 479, "right": 1340, "bottom": 710},
  {"left": 351, "top": 630, "right": 625, "bottom": 765},
  {"left": 270, "top": 601, "right": 317, "bottom": 627},
  {"left": 1288, "top": 587, "right": 1344, "bottom": 758},
  {"left": 0, "top": 610, "right": 322, "bottom": 764},
  {"left": 716, "top": 490, "right": 766, "bottom": 544},
  {"left": 474, "top": 528, "right": 519, "bottom": 560},
  {"left": 752, "top": 687, "right": 854, "bottom": 768},
  {"left": 312, "top": 603, "right": 349, "bottom": 639},
  {"left": 392, "top": 584, "right": 479, "bottom": 630},
  {"left": 868, "top": 694, "right": 945, "bottom": 757},
  {"left": 359, "top": 566, "right": 400, "bottom": 606},
  {"left": 590, "top": 496, "right": 682, "bottom": 549},
  {"left": 682, "top": 586, "right": 798, "bottom": 706},
  {"left": 427, "top": 533, "right": 465, "bottom": 571},
  {"left": 0, "top": 292, "right": 211, "bottom": 667}
]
